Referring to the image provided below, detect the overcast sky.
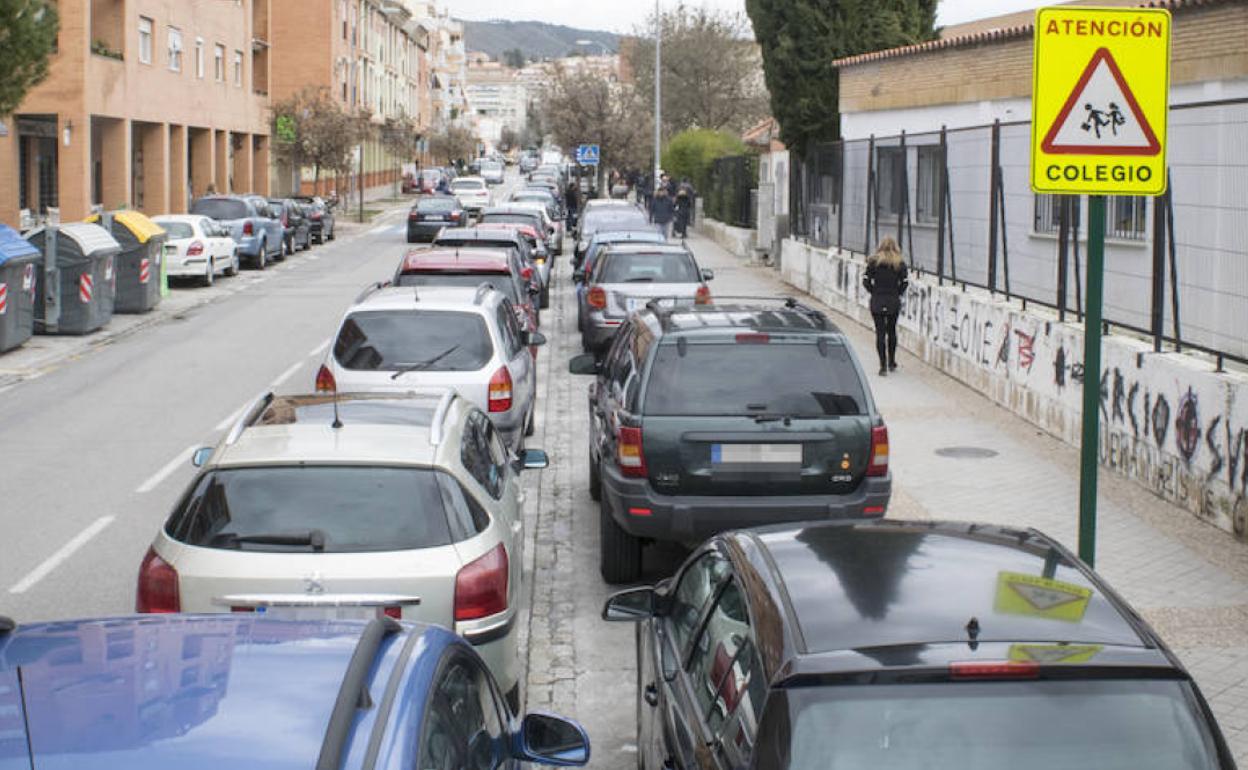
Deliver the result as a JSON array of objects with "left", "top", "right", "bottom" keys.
[{"left": 449, "top": 0, "right": 1054, "bottom": 34}]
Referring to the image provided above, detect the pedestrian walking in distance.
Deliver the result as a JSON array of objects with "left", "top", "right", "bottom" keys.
[
  {"left": 650, "top": 187, "right": 675, "bottom": 239},
  {"left": 863, "top": 237, "right": 908, "bottom": 376}
]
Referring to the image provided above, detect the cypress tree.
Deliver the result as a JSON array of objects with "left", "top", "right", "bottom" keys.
[{"left": 746, "top": 0, "right": 938, "bottom": 154}]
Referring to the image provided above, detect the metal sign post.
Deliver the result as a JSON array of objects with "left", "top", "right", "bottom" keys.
[
  {"left": 1032, "top": 6, "right": 1171, "bottom": 566},
  {"left": 41, "top": 226, "right": 59, "bottom": 333}
]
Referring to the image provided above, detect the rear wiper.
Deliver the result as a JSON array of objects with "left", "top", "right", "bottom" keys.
[
  {"left": 390, "top": 345, "right": 460, "bottom": 379},
  {"left": 214, "top": 529, "right": 327, "bottom": 551},
  {"left": 750, "top": 413, "right": 836, "bottom": 424}
]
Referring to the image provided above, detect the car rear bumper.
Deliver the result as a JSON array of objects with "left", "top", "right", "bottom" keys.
[
  {"left": 167, "top": 257, "right": 211, "bottom": 277},
  {"left": 234, "top": 235, "right": 264, "bottom": 257},
  {"left": 489, "top": 407, "right": 526, "bottom": 450},
  {"left": 406, "top": 223, "right": 444, "bottom": 240},
  {"left": 582, "top": 317, "right": 623, "bottom": 352},
  {"left": 456, "top": 607, "right": 521, "bottom": 695},
  {"left": 600, "top": 463, "right": 892, "bottom": 542}
]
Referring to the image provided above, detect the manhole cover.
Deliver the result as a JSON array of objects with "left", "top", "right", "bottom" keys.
[{"left": 935, "top": 446, "right": 999, "bottom": 459}]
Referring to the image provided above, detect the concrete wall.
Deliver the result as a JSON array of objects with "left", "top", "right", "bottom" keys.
[
  {"left": 779, "top": 237, "right": 1248, "bottom": 542},
  {"left": 696, "top": 203, "right": 757, "bottom": 262}
]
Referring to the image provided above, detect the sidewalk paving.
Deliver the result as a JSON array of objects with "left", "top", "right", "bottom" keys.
[{"left": 683, "top": 230, "right": 1248, "bottom": 760}]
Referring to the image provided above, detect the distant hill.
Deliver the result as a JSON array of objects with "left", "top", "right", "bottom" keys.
[{"left": 461, "top": 19, "right": 620, "bottom": 61}]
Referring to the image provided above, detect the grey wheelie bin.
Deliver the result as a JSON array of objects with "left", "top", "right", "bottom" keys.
[
  {"left": 0, "top": 223, "right": 42, "bottom": 352},
  {"left": 26, "top": 223, "right": 121, "bottom": 335},
  {"left": 85, "top": 210, "right": 166, "bottom": 313}
]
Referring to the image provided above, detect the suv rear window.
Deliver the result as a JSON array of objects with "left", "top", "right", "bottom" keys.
[
  {"left": 334, "top": 310, "right": 492, "bottom": 371},
  {"left": 417, "top": 198, "right": 457, "bottom": 212},
  {"left": 166, "top": 466, "right": 460, "bottom": 552},
  {"left": 481, "top": 214, "right": 541, "bottom": 228},
  {"left": 191, "top": 199, "right": 248, "bottom": 220},
  {"left": 644, "top": 339, "right": 867, "bottom": 416},
  {"left": 598, "top": 252, "right": 699, "bottom": 283},
  {"left": 396, "top": 273, "right": 520, "bottom": 303}
]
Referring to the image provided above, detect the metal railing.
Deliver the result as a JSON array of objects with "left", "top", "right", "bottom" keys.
[{"left": 705, "top": 155, "right": 757, "bottom": 229}]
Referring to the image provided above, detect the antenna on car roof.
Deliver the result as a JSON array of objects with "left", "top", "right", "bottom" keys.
[{"left": 331, "top": 383, "right": 344, "bottom": 429}]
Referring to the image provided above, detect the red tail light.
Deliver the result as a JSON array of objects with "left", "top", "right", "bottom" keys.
[
  {"left": 695, "top": 285, "right": 712, "bottom": 305},
  {"left": 315, "top": 364, "right": 337, "bottom": 393},
  {"left": 868, "top": 424, "right": 889, "bottom": 477},
  {"left": 618, "top": 425, "right": 647, "bottom": 477},
  {"left": 136, "top": 547, "right": 180, "bottom": 613},
  {"left": 587, "top": 285, "right": 606, "bottom": 309},
  {"left": 186, "top": 241, "right": 204, "bottom": 257},
  {"left": 409, "top": 211, "right": 420, "bottom": 220},
  {"left": 449, "top": 211, "right": 461, "bottom": 221},
  {"left": 488, "top": 366, "right": 512, "bottom": 412},
  {"left": 310, "top": 212, "right": 323, "bottom": 220},
  {"left": 242, "top": 221, "right": 254, "bottom": 236},
  {"left": 382, "top": 606, "right": 402, "bottom": 619},
  {"left": 950, "top": 661, "right": 1039, "bottom": 679},
  {"left": 735, "top": 333, "right": 770, "bottom": 344},
  {"left": 454, "top": 543, "right": 509, "bottom": 621}
]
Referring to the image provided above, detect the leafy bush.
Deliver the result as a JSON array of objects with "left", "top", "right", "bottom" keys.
[{"left": 661, "top": 129, "right": 746, "bottom": 193}]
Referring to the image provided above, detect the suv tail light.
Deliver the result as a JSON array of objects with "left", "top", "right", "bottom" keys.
[
  {"left": 136, "top": 547, "right": 180, "bottom": 613},
  {"left": 587, "top": 285, "right": 606, "bottom": 309},
  {"left": 454, "top": 543, "right": 509, "bottom": 621},
  {"left": 449, "top": 211, "right": 462, "bottom": 221},
  {"left": 868, "top": 424, "right": 889, "bottom": 477},
  {"left": 242, "top": 220, "right": 254, "bottom": 236},
  {"left": 618, "top": 425, "right": 647, "bottom": 477},
  {"left": 315, "top": 364, "right": 337, "bottom": 393},
  {"left": 695, "top": 285, "right": 712, "bottom": 304},
  {"left": 488, "top": 366, "right": 513, "bottom": 412},
  {"left": 186, "top": 241, "right": 204, "bottom": 257}
]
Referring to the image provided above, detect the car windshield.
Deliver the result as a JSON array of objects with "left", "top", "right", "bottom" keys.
[
  {"left": 157, "top": 222, "right": 194, "bottom": 239},
  {"left": 334, "top": 310, "right": 492, "bottom": 371},
  {"left": 396, "top": 272, "right": 520, "bottom": 303},
  {"left": 191, "top": 199, "right": 248, "bottom": 220},
  {"left": 597, "top": 252, "right": 699, "bottom": 283},
  {"left": 165, "top": 466, "right": 454, "bottom": 552},
  {"left": 418, "top": 198, "right": 458, "bottom": 212},
  {"left": 645, "top": 339, "right": 867, "bottom": 416},
  {"left": 773, "top": 680, "right": 1222, "bottom": 770}
]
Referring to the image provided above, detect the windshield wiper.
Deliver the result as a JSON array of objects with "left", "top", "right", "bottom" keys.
[
  {"left": 214, "top": 529, "right": 327, "bottom": 551},
  {"left": 390, "top": 345, "right": 460, "bottom": 379}
]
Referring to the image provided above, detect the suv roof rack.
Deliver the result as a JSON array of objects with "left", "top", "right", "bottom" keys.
[
  {"left": 428, "top": 389, "right": 456, "bottom": 446},
  {"left": 654, "top": 296, "right": 829, "bottom": 329},
  {"left": 225, "top": 391, "right": 276, "bottom": 445},
  {"left": 354, "top": 280, "right": 390, "bottom": 304},
  {"left": 315, "top": 617, "right": 402, "bottom": 770},
  {"left": 473, "top": 282, "right": 496, "bottom": 305}
]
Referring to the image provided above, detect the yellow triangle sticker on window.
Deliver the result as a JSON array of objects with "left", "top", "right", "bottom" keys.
[
  {"left": 994, "top": 571, "right": 1093, "bottom": 622},
  {"left": 1008, "top": 644, "right": 1103, "bottom": 664}
]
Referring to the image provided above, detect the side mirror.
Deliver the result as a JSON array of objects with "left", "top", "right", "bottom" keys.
[
  {"left": 191, "top": 447, "right": 214, "bottom": 467},
  {"left": 516, "top": 448, "right": 549, "bottom": 471},
  {"left": 513, "top": 713, "right": 591, "bottom": 767},
  {"left": 602, "top": 586, "right": 656, "bottom": 621},
  {"left": 524, "top": 330, "right": 547, "bottom": 347},
  {"left": 701, "top": 268, "right": 715, "bottom": 281},
  {"left": 568, "top": 353, "right": 600, "bottom": 376}
]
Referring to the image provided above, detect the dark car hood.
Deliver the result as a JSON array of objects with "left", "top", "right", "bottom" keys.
[{"left": 0, "top": 615, "right": 381, "bottom": 770}]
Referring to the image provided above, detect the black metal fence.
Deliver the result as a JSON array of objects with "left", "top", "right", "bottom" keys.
[
  {"left": 788, "top": 100, "right": 1248, "bottom": 367},
  {"left": 705, "top": 155, "right": 757, "bottom": 229}
]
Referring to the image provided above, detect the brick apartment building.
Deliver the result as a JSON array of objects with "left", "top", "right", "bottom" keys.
[{"left": 0, "top": 0, "right": 273, "bottom": 227}]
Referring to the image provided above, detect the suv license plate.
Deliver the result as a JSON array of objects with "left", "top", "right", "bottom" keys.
[
  {"left": 627, "top": 297, "right": 675, "bottom": 312},
  {"left": 712, "top": 444, "right": 802, "bottom": 465}
]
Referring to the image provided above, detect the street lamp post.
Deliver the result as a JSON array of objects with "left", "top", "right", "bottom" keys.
[{"left": 653, "top": 0, "right": 661, "bottom": 195}]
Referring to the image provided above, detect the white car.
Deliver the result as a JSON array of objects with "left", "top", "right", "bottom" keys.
[
  {"left": 152, "top": 214, "right": 238, "bottom": 286},
  {"left": 480, "top": 160, "right": 506, "bottom": 185},
  {"left": 136, "top": 389, "right": 549, "bottom": 710},
  {"left": 317, "top": 284, "right": 544, "bottom": 450},
  {"left": 451, "top": 176, "right": 492, "bottom": 213}
]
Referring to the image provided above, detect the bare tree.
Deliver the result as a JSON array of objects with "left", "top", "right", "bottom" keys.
[
  {"left": 541, "top": 65, "right": 651, "bottom": 175},
  {"left": 627, "top": 6, "right": 770, "bottom": 137},
  {"left": 428, "top": 124, "right": 478, "bottom": 165},
  {"left": 270, "top": 87, "right": 358, "bottom": 192}
]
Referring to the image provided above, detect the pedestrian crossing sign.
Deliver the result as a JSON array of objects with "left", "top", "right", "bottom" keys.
[
  {"left": 576, "top": 144, "right": 600, "bottom": 166},
  {"left": 1031, "top": 6, "right": 1170, "bottom": 195}
]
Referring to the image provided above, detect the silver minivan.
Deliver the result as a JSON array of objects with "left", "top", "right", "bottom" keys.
[{"left": 318, "top": 284, "right": 545, "bottom": 449}]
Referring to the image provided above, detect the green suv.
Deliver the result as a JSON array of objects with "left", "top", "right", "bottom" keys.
[{"left": 569, "top": 299, "right": 892, "bottom": 583}]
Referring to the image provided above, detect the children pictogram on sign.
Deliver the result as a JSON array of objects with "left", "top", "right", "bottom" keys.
[{"left": 1041, "top": 47, "right": 1160, "bottom": 155}]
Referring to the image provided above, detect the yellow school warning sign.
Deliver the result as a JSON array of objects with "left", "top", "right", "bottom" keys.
[
  {"left": 1031, "top": 6, "right": 1171, "bottom": 195},
  {"left": 994, "top": 571, "right": 1093, "bottom": 623}
]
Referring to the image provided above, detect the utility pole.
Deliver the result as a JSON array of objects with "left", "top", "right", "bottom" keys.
[{"left": 652, "top": 0, "right": 661, "bottom": 195}]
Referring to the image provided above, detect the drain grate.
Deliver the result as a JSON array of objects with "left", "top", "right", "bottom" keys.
[{"left": 935, "top": 446, "right": 999, "bottom": 459}]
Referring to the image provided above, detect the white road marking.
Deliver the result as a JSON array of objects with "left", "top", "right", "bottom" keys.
[
  {"left": 368, "top": 224, "right": 389, "bottom": 235},
  {"left": 214, "top": 400, "right": 251, "bottom": 431},
  {"left": 270, "top": 360, "right": 303, "bottom": 388},
  {"left": 307, "top": 339, "right": 330, "bottom": 358},
  {"left": 136, "top": 444, "right": 197, "bottom": 494},
  {"left": 9, "top": 515, "right": 116, "bottom": 594}
]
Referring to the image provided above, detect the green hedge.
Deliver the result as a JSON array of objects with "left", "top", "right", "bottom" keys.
[{"left": 661, "top": 129, "right": 747, "bottom": 192}]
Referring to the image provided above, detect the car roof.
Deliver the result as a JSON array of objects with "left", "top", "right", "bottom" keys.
[
  {"left": 0, "top": 615, "right": 460, "bottom": 770},
  {"left": 452, "top": 176, "right": 486, "bottom": 184},
  {"left": 435, "top": 227, "right": 523, "bottom": 244},
  {"left": 476, "top": 222, "right": 539, "bottom": 239},
  {"left": 603, "top": 243, "right": 691, "bottom": 256},
  {"left": 590, "top": 229, "right": 665, "bottom": 245},
  {"left": 353, "top": 284, "right": 505, "bottom": 313},
  {"left": 399, "top": 247, "right": 514, "bottom": 273},
  {"left": 649, "top": 302, "right": 838, "bottom": 336},
  {"left": 482, "top": 205, "right": 543, "bottom": 216},
  {"left": 727, "top": 520, "right": 1168, "bottom": 683},
  {"left": 415, "top": 194, "right": 460, "bottom": 205}
]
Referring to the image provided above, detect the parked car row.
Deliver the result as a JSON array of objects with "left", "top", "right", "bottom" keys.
[{"left": 186, "top": 192, "right": 337, "bottom": 273}]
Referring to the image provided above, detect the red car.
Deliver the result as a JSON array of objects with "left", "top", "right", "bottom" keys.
[{"left": 393, "top": 247, "right": 542, "bottom": 339}]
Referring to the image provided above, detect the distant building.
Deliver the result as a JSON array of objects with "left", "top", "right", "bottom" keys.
[{"left": 465, "top": 57, "right": 529, "bottom": 151}]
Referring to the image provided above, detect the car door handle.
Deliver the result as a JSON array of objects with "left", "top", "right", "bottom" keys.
[{"left": 644, "top": 682, "right": 659, "bottom": 707}]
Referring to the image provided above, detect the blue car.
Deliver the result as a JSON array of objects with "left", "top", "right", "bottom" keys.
[
  {"left": 573, "top": 229, "right": 667, "bottom": 331},
  {"left": 0, "top": 614, "right": 589, "bottom": 770},
  {"left": 190, "top": 195, "right": 284, "bottom": 270}
]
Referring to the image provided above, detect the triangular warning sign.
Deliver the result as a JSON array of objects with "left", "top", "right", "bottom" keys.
[
  {"left": 1041, "top": 47, "right": 1160, "bottom": 156},
  {"left": 1007, "top": 581, "right": 1084, "bottom": 611}
]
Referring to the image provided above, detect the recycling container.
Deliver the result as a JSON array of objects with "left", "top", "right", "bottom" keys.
[
  {"left": 26, "top": 223, "right": 121, "bottom": 335},
  {"left": 85, "top": 211, "right": 167, "bottom": 313},
  {"left": 0, "top": 223, "right": 41, "bottom": 352}
]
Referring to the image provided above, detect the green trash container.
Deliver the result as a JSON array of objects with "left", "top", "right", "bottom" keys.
[
  {"left": 0, "top": 223, "right": 41, "bottom": 352},
  {"left": 26, "top": 223, "right": 121, "bottom": 335},
  {"left": 85, "top": 210, "right": 167, "bottom": 313}
]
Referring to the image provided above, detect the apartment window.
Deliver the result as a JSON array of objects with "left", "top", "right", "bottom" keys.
[
  {"left": 195, "top": 38, "right": 205, "bottom": 78},
  {"left": 233, "top": 50, "right": 243, "bottom": 86},
  {"left": 876, "top": 147, "right": 905, "bottom": 218},
  {"left": 138, "top": 17, "right": 153, "bottom": 64},
  {"left": 915, "top": 145, "right": 942, "bottom": 224},
  {"left": 214, "top": 44, "right": 225, "bottom": 81},
  {"left": 1108, "top": 196, "right": 1147, "bottom": 240},
  {"left": 167, "top": 27, "right": 183, "bottom": 72}
]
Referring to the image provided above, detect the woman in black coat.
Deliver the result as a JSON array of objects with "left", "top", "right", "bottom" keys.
[{"left": 862, "top": 237, "right": 909, "bottom": 376}]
